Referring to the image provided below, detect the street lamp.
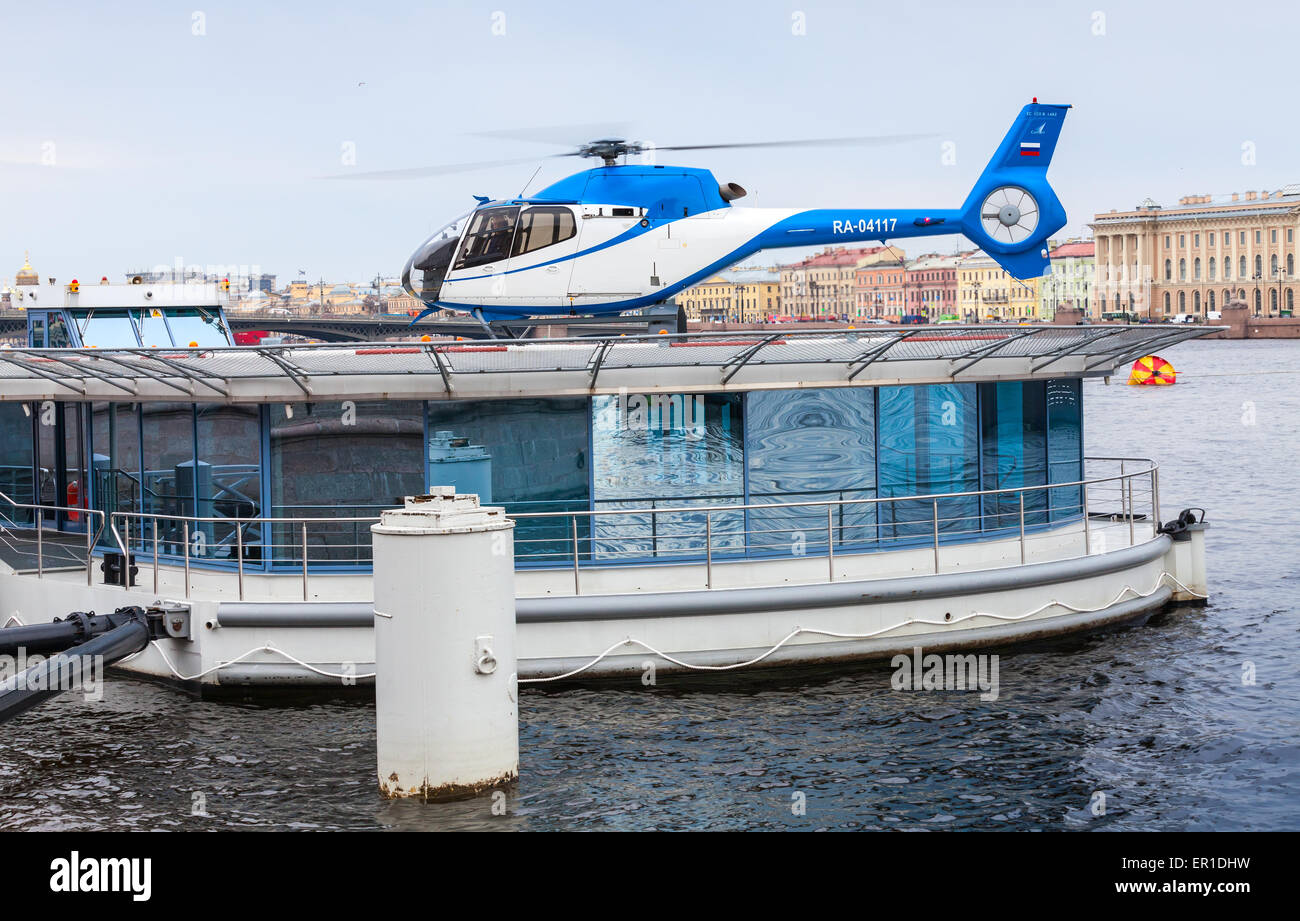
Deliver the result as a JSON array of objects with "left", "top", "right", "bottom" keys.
[{"left": 1252, "top": 271, "right": 1263, "bottom": 316}]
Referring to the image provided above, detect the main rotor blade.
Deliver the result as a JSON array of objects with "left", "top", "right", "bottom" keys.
[
  {"left": 471, "top": 121, "right": 633, "bottom": 147},
  {"left": 321, "top": 154, "right": 572, "bottom": 180},
  {"left": 647, "top": 133, "right": 937, "bottom": 153}
]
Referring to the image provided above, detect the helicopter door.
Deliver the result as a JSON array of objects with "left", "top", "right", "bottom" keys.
[
  {"left": 503, "top": 205, "right": 580, "bottom": 310},
  {"left": 442, "top": 206, "right": 521, "bottom": 307}
]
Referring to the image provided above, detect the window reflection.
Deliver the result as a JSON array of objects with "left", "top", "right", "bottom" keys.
[
  {"left": 197, "top": 404, "right": 262, "bottom": 563},
  {"left": 591, "top": 393, "right": 744, "bottom": 561},
  {"left": 878, "top": 384, "right": 979, "bottom": 541},
  {"left": 747, "top": 389, "right": 876, "bottom": 552},
  {"left": 980, "top": 381, "right": 1048, "bottom": 528},
  {"left": 0, "top": 403, "right": 35, "bottom": 524},
  {"left": 141, "top": 402, "right": 198, "bottom": 553},
  {"left": 91, "top": 403, "right": 142, "bottom": 544},
  {"left": 1047, "top": 379, "right": 1083, "bottom": 520},
  {"left": 269, "top": 401, "right": 423, "bottom": 565},
  {"left": 427, "top": 397, "right": 589, "bottom": 563}
]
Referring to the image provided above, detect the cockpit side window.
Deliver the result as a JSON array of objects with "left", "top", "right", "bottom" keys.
[
  {"left": 511, "top": 206, "right": 577, "bottom": 258},
  {"left": 453, "top": 206, "right": 520, "bottom": 270}
]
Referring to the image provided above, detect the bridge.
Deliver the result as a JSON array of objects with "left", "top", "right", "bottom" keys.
[
  {"left": 0, "top": 306, "right": 685, "bottom": 345},
  {"left": 227, "top": 314, "right": 490, "bottom": 342}
]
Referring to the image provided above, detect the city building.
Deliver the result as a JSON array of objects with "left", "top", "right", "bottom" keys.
[
  {"left": 779, "top": 246, "right": 902, "bottom": 318},
  {"left": 957, "top": 252, "right": 1042, "bottom": 321},
  {"left": 904, "top": 253, "right": 965, "bottom": 320},
  {"left": 1090, "top": 187, "right": 1300, "bottom": 319},
  {"left": 853, "top": 260, "right": 907, "bottom": 319},
  {"left": 1040, "top": 239, "right": 1095, "bottom": 320},
  {"left": 679, "top": 266, "right": 781, "bottom": 322}
]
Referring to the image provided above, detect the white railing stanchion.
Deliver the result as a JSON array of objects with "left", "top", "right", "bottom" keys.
[
  {"left": 86, "top": 515, "right": 94, "bottom": 587},
  {"left": 932, "top": 500, "right": 941, "bottom": 574},
  {"left": 1082, "top": 483, "right": 1091, "bottom": 556},
  {"left": 153, "top": 518, "right": 160, "bottom": 594},
  {"left": 36, "top": 508, "right": 43, "bottom": 578},
  {"left": 237, "top": 524, "right": 245, "bottom": 601},
  {"left": 826, "top": 504, "right": 835, "bottom": 582},
  {"left": 1018, "top": 492, "right": 1026, "bottom": 565},
  {"left": 1126, "top": 474, "right": 1135, "bottom": 547},
  {"left": 123, "top": 518, "right": 131, "bottom": 590},
  {"left": 301, "top": 522, "right": 309, "bottom": 601},
  {"left": 571, "top": 515, "right": 580, "bottom": 595},
  {"left": 183, "top": 521, "right": 191, "bottom": 599},
  {"left": 1152, "top": 467, "right": 1161, "bottom": 538},
  {"left": 705, "top": 511, "right": 713, "bottom": 589}
]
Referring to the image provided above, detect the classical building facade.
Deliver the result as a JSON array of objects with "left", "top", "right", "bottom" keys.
[
  {"left": 1040, "top": 240, "right": 1095, "bottom": 320},
  {"left": 678, "top": 267, "right": 781, "bottom": 322},
  {"left": 1090, "top": 187, "right": 1300, "bottom": 319},
  {"left": 957, "top": 252, "right": 1042, "bottom": 320}
]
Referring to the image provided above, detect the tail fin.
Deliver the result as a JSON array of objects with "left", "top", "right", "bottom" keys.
[{"left": 959, "top": 102, "right": 1070, "bottom": 279}]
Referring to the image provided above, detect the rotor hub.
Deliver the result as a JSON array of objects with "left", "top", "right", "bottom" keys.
[{"left": 997, "top": 204, "right": 1021, "bottom": 227}]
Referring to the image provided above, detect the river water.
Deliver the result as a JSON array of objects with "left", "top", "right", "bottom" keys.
[{"left": 2, "top": 338, "right": 1297, "bottom": 831}]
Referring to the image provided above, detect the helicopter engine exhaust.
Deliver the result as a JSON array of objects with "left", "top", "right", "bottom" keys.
[{"left": 718, "top": 182, "right": 747, "bottom": 202}]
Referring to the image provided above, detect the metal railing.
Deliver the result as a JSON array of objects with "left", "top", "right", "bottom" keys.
[
  {"left": 0, "top": 457, "right": 1159, "bottom": 600},
  {"left": 512, "top": 456, "right": 1158, "bottom": 594},
  {"left": 0, "top": 490, "right": 106, "bottom": 583},
  {"left": 2, "top": 458, "right": 1161, "bottom": 600},
  {"left": 106, "top": 510, "right": 382, "bottom": 601}
]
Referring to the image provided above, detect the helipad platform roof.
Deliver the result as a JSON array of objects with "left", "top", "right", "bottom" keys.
[{"left": 0, "top": 325, "right": 1215, "bottom": 403}]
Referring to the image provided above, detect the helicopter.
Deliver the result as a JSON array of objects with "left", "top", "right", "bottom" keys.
[{"left": 341, "top": 101, "right": 1069, "bottom": 332}]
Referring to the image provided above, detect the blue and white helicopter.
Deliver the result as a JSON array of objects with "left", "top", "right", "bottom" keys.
[{"left": 353, "top": 102, "right": 1069, "bottom": 332}]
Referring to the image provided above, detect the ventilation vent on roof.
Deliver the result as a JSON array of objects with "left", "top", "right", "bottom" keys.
[{"left": 1282, "top": 183, "right": 1300, "bottom": 196}]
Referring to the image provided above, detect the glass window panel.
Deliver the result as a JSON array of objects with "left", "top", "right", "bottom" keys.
[
  {"left": 269, "top": 400, "right": 424, "bottom": 566},
  {"left": 878, "top": 384, "right": 979, "bottom": 542},
  {"left": 135, "top": 309, "right": 172, "bottom": 348},
  {"left": 166, "top": 309, "right": 229, "bottom": 347},
  {"left": 90, "top": 402, "right": 141, "bottom": 546},
  {"left": 63, "top": 404, "right": 88, "bottom": 533},
  {"left": 74, "top": 310, "right": 140, "bottom": 348},
  {"left": 980, "top": 381, "right": 1048, "bottom": 529},
  {"left": 141, "top": 403, "right": 197, "bottom": 553},
  {"left": 746, "top": 388, "right": 876, "bottom": 554},
  {"left": 1047, "top": 379, "right": 1083, "bottom": 521},
  {"left": 427, "top": 397, "right": 590, "bottom": 564},
  {"left": 36, "top": 403, "right": 57, "bottom": 510},
  {"left": 0, "top": 403, "right": 35, "bottom": 525},
  {"left": 591, "top": 393, "right": 744, "bottom": 562},
  {"left": 197, "top": 404, "right": 263, "bottom": 563},
  {"left": 46, "top": 313, "right": 71, "bottom": 348}
]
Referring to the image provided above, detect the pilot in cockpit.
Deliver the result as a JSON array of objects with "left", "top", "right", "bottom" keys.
[{"left": 481, "top": 214, "right": 512, "bottom": 260}]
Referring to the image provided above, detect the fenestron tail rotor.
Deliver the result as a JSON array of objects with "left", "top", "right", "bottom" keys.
[{"left": 980, "top": 185, "right": 1039, "bottom": 244}]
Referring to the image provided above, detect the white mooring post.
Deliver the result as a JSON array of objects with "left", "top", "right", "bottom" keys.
[{"left": 371, "top": 489, "right": 518, "bottom": 801}]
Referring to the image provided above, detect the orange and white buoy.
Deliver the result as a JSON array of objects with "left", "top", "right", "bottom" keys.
[{"left": 1128, "top": 354, "right": 1176, "bottom": 386}]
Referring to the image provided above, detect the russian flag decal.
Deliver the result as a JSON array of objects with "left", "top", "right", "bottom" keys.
[{"left": 1020, "top": 141, "right": 1041, "bottom": 157}]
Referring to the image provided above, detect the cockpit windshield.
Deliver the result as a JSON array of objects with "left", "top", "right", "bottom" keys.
[
  {"left": 453, "top": 206, "right": 520, "bottom": 271},
  {"left": 402, "top": 211, "right": 471, "bottom": 306}
]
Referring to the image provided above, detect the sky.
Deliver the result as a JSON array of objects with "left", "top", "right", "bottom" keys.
[{"left": 2, "top": 0, "right": 1297, "bottom": 286}]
